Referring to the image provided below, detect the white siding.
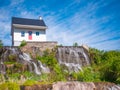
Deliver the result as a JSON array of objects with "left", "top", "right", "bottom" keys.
[
  {"left": 13, "top": 28, "right": 46, "bottom": 46},
  {"left": 14, "top": 41, "right": 21, "bottom": 46}
]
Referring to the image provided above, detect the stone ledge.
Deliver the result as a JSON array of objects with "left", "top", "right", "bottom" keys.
[
  {"left": 26, "top": 41, "right": 58, "bottom": 43},
  {"left": 21, "top": 41, "right": 58, "bottom": 57}
]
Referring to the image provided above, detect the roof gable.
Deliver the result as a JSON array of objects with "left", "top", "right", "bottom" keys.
[{"left": 12, "top": 17, "right": 47, "bottom": 27}]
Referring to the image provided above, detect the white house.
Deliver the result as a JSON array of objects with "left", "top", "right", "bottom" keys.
[{"left": 11, "top": 17, "right": 47, "bottom": 46}]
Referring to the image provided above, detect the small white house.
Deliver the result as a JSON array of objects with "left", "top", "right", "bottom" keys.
[{"left": 11, "top": 17, "right": 47, "bottom": 46}]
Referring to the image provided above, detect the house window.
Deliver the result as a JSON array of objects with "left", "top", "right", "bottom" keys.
[
  {"left": 21, "top": 31, "right": 25, "bottom": 37},
  {"left": 36, "top": 32, "right": 39, "bottom": 36}
]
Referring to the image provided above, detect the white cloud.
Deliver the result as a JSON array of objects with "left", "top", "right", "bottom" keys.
[
  {"left": 10, "top": 0, "right": 24, "bottom": 6},
  {"left": 0, "top": 0, "right": 119, "bottom": 50},
  {"left": 45, "top": 0, "right": 119, "bottom": 50}
]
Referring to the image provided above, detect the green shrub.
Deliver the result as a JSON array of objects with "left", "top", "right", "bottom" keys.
[
  {"left": 100, "top": 59, "right": 120, "bottom": 83},
  {"left": 8, "top": 73, "right": 21, "bottom": 80},
  {"left": 22, "top": 71, "right": 42, "bottom": 81},
  {"left": 0, "top": 40, "right": 3, "bottom": 48},
  {"left": 23, "top": 80, "right": 37, "bottom": 86},
  {"left": 40, "top": 74, "right": 49, "bottom": 82},
  {"left": 8, "top": 55, "right": 17, "bottom": 62},
  {"left": 36, "top": 49, "right": 57, "bottom": 68},
  {"left": 0, "top": 82, "right": 20, "bottom": 90},
  {"left": 22, "top": 71, "right": 34, "bottom": 79},
  {"left": 53, "top": 64, "right": 66, "bottom": 81},
  {"left": 90, "top": 49, "right": 120, "bottom": 84},
  {"left": 89, "top": 48, "right": 104, "bottom": 65},
  {"left": 20, "top": 40, "right": 27, "bottom": 47},
  {"left": 71, "top": 67, "right": 100, "bottom": 82},
  {"left": 4, "top": 61, "right": 16, "bottom": 65}
]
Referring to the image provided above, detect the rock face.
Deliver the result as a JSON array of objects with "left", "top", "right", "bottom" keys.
[
  {"left": 56, "top": 46, "right": 90, "bottom": 72},
  {"left": 0, "top": 47, "right": 50, "bottom": 75},
  {"left": 53, "top": 82, "right": 120, "bottom": 90},
  {"left": 20, "top": 84, "right": 52, "bottom": 90},
  {"left": 21, "top": 82, "right": 120, "bottom": 90},
  {"left": 0, "top": 46, "right": 90, "bottom": 75},
  {"left": 21, "top": 42, "right": 57, "bottom": 58},
  {"left": 53, "top": 82, "right": 95, "bottom": 90}
]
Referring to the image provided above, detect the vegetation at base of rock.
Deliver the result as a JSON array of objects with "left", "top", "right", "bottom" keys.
[
  {"left": 23, "top": 80, "right": 38, "bottom": 86},
  {"left": 36, "top": 49, "right": 57, "bottom": 67},
  {"left": 36, "top": 49, "right": 67, "bottom": 82},
  {"left": 36, "top": 48, "right": 120, "bottom": 84},
  {"left": 89, "top": 48, "right": 120, "bottom": 84},
  {"left": 4, "top": 61, "right": 16, "bottom": 65},
  {"left": 8, "top": 54, "right": 17, "bottom": 62},
  {"left": 20, "top": 40, "right": 27, "bottom": 47},
  {"left": 0, "top": 82, "right": 20, "bottom": 90},
  {"left": 71, "top": 67, "right": 101, "bottom": 82},
  {"left": 0, "top": 45, "right": 120, "bottom": 90}
]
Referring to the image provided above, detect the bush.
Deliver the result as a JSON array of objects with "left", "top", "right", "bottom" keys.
[
  {"left": 23, "top": 80, "right": 37, "bottom": 86},
  {"left": 52, "top": 64, "right": 66, "bottom": 81},
  {"left": 36, "top": 49, "right": 67, "bottom": 82},
  {"left": 102, "top": 51, "right": 120, "bottom": 84},
  {"left": 20, "top": 40, "right": 27, "bottom": 47},
  {"left": 0, "top": 82, "right": 20, "bottom": 90},
  {"left": 90, "top": 49, "right": 120, "bottom": 84},
  {"left": 71, "top": 67, "right": 100, "bottom": 82},
  {"left": 0, "top": 40, "right": 3, "bottom": 48},
  {"left": 36, "top": 49, "right": 57, "bottom": 68},
  {"left": 8, "top": 55, "right": 17, "bottom": 62},
  {"left": 89, "top": 48, "right": 104, "bottom": 65}
]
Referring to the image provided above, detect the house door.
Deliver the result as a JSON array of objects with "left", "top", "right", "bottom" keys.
[{"left": 28, "top": 31, "right": 32, "bottom": 40}]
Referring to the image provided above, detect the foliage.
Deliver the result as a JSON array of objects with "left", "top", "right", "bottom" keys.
[
  {"left": 89, "top": 48, "right": 104, "bottom": 64},
  {"left": 23, "top": 80, "right": 37, "bottom": 86},
  {"left": 0, "top": 40, "right": 3, "bottom": 48},
  {"left": 4, "top": 61, "right": 16, "bottom": 65},
  {"left": 36, "top": 49, "right": 57, "bottom": 68},
  {"left": 22, "top": 71, "right": 34, "bottom": 79},
  {"left": 89, "top": 48, "right": 120, "bottom": 84},
  {"left": 99, "top": 51, "right": 120, "bottom": 83},
  {"left": 20, "top": 40, "right": 27, "bottom": 47},
  {"left": 8, "top": 54, "right": 17, "bottom": 62},
  {"left": 36, "top": 49, "right": 67, "bottom": 82},
  {"left": 40, "top": 74, "right": 49, "bottom": 82},
  {"left": 22, "top": 71, "right": 41, "bottom": 81},
  {"left": 49, "top": 64, "right": 66, "bottom": 82},
  {"left": 28, "top": 47, "right": 120, "bottom": 83},
  {"left": 0, "top": 45, "right": 120, "bottom": 86},
  {"left": 0, "top": 82, "right": 20, "bottom": 90},
  {"left": 8, "top": 73, "right": 21, "bottom": 80},
  {"left": 73, "top": 42, "right": 78, "bottom": 46},
  {"left": 58, "top": 44, "right": 63, "bottom": 46},
  {"left": 71, "top": 67, "right": 100, "bottom": 82}
]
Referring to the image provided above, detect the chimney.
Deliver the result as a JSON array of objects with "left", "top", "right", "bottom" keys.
[{"left": 39, "top": 16, "right": 42, "bottom": 20}]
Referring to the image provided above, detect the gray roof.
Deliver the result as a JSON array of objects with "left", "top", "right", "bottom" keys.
[{"left": 12, "top": 17, "right": 47, "bottom": 27}]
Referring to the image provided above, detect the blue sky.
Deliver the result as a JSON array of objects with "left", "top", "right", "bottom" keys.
[{"left": 0, "top": 0, "right": 120, "bottom": 50}]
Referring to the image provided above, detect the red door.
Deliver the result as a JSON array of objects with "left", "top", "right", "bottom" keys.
[{"left": 28, "top": 31, "right": 32, "bottom": 40}]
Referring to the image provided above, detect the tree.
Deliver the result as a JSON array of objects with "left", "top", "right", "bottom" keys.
[
  {"left": 0, "top": 40, "right": 3, "bottom": 47},
  {"left": 73, "top": 42, "right": 78, "bottom": 46},
  {"left": 89, "top": 48, "right": 104, "bottom": 64}
]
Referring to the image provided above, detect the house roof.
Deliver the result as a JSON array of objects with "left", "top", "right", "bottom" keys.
[{"left": 12, "top": 17, "right": 47, "bottom": 27}]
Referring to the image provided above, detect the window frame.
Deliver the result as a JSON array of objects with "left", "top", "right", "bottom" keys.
[
  {"left": 21, "top": 31, "right": 25, "bottom": 37},
  {"left": 36, "top": 32, "right": 40, "bottom": 36}
]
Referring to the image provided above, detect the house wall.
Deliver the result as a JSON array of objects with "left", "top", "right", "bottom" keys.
[{"left": 13, "top": 28, "right": 46, "bottom": 46}]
